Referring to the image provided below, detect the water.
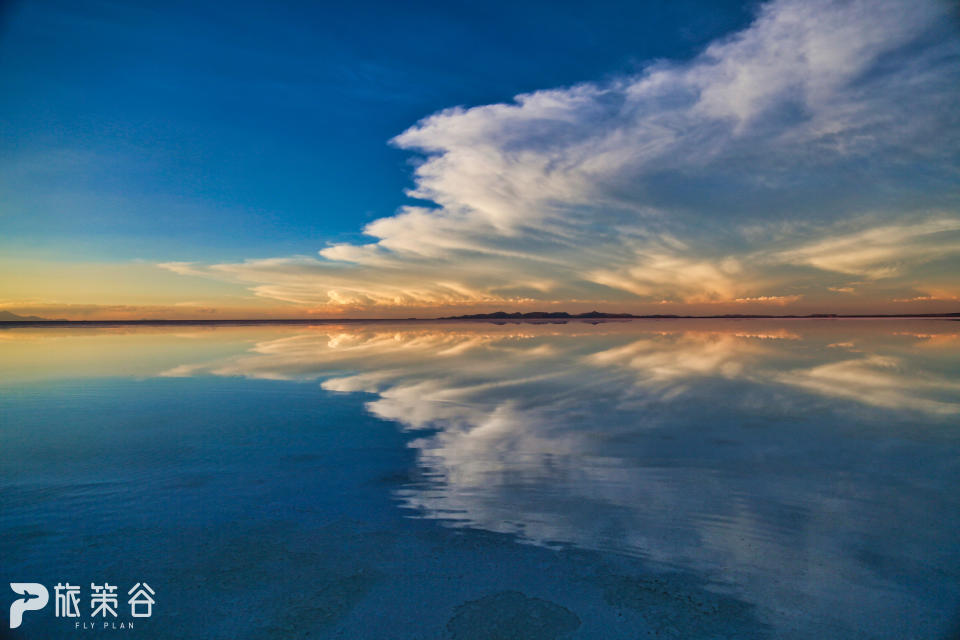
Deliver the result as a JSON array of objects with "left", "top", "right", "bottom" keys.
[{"left": 1, "top": 319, "right": 959, "bottom": 639}]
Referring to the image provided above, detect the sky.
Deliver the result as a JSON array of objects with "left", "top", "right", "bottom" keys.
[{"left": 1, "top": 0, "right": 958, "bottom": 319}]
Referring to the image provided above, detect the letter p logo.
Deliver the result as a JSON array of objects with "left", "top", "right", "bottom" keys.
[{"left": 9, "top": 583, "right": 48, "bottom": 629}]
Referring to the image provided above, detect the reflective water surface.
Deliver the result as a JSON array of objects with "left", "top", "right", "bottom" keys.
[{"left": 2, "top": 319, "right": 959, "bottom": 639}]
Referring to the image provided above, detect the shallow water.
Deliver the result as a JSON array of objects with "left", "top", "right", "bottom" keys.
[{"left": 2, "top": 319, "right": 959, "bottom": 638}]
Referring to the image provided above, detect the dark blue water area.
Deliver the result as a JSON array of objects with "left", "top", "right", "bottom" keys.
[
  {"left": 2, "top": 346, "right": 960, "bottom": 639},
  {"left": 1, "top": 376, "right": 424, "bottom": 638}
]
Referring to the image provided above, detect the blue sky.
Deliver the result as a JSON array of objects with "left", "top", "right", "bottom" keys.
[
  {"left": 1, "top": 0, "right": 958, "bottom": 318},
  {"left": 0, "top": 0, "right": 750, "bottom": 261}
]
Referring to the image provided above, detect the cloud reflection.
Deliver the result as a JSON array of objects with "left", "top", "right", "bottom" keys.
[{"left": 163, "top": 320, "right": 960, "bottom": 637}]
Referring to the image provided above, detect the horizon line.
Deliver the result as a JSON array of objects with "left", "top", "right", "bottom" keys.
[{"left": 2, "top": 311, "right": 959, "bottom": 326}]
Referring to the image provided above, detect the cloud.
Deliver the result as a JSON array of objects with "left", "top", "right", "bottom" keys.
[
  {"left": 733, "top": 295, "right": 801, "bottom": 305},
  {"left": 162, "top": 0, "right": 960, "bottom": 312},
  {"left": 772, "top": 219, "right": 960, "bottom": 278}
]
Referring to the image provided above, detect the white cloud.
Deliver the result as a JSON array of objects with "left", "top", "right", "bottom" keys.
[
  {"left": 771, "top": 218, "right": 960, "bottom": 278},
  {"left": 162, "top": 0, "right": 960, "bottom": 311}
]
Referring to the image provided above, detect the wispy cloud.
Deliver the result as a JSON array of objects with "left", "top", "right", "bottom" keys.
[
  {"left": 161, "top": 0, "right": 960, "bottom": 313},
  {"left": 772, "top": 219, "right": 960, "bottom": 278}
]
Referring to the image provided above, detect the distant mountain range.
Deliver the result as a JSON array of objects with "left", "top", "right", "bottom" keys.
[
  {"left": 439, "top": 310, "right": 960, "bottom": 320},
  {"left": 0, "top": 310, "right": 63, "bottom": 321}
]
